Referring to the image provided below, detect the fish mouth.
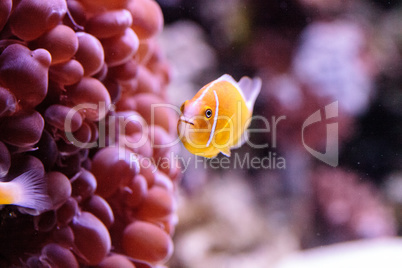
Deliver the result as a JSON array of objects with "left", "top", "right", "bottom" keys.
[{"left": 179, "top": 116, "right": 195, "bottom": 126}]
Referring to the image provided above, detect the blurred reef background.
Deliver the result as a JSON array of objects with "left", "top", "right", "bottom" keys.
[{"left": 157, "top": 0, "right": 402, "bottom": 267}]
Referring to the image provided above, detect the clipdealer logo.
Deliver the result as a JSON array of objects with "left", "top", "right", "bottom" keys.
[
  {"left": 62, "top": 100, "right": 339, "bottom": 169},
  {"left": 302, "top": 101, "right": 338, "bottom": 167}
]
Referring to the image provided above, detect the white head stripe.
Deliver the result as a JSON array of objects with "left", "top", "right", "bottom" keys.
[
  {"left": 195, "top": 75, "right": 227, "bottom": 103},
  {"left": 206, "top": 90, "right": 219, "bottom": 147},
  {"left": 196, "top": 81, "right": 217, "bottom": 102}
]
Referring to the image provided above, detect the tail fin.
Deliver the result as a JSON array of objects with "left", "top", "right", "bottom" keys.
[
  {"left": 238, "top": 76, "right": 262, "bottom": 112},
  {"left": 11, "top": 170, "right": 52, "bottom": 212}
]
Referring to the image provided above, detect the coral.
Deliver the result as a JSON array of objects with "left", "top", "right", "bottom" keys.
[{"left": 0, "top": 0, "right": 179, "bottom": 267}]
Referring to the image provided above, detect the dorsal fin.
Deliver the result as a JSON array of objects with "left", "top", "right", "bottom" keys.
[
  {"left": 217, "top": 74, "right": 262, "bottom": 112},
  {"left": 238, "top": 76, "right": 262, "bottom": 112}
]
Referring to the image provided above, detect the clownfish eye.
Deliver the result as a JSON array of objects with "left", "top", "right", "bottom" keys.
[{"left": 205, "top": 109, "right": 213, "bottom": 118}]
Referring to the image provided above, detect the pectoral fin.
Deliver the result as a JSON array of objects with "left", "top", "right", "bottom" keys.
[{"left": 220, "top": 147, "right": 231, "bottom": 157}]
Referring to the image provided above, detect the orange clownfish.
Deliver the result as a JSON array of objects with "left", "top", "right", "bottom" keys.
[
  {"left": 177, "top": 74, "right": 261, "bottom": 158},
  {"left": 0, "top": 170, "right": 51, "bottom": 212}
]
